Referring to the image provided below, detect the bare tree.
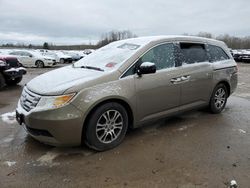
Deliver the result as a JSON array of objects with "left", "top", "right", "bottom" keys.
[
  {"left": 184, "top": 32, "right": 250, "bottom": 49},
  {"left": 97, "top": 30, "right": 137, "bottom": 47},
  {"left": 197, "top": 32, "right": 213, "bottom": 39}
]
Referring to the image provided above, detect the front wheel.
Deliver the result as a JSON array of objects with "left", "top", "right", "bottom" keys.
[
  {"left": 84, "top": 102, "right": 128, "bottom": 151},
  {"left": 35, "top": 60, "right": 44, "bottom": 68},
  {"left": 209, "top": 84, "right": 228, "bottom": 114}
]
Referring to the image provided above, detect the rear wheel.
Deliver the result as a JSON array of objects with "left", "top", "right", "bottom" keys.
[
  {"left": 6, "top": 76, "right": 22, "bottom": 86},
  {"left": 35, "top": 60, "right": 44, "bottom": 68},
  {"left": 0, "top": 73, "right": 5, "bottom": 89},
  {"left": 209, "top": 84, "right": 228, "bottom": 114},
  {"left": 84, "top": 102, "right": 128, "bottom": 151}
]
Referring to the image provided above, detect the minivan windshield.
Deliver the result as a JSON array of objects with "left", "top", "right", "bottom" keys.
[{"left": 73, "top": 41, "right": 141, "bottom": 71}]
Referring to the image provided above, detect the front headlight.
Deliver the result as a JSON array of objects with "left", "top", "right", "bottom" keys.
[
  {"left": 36, "top": 93, "right": 76, "bottom": 110},
  {"left": 44, "top": 58, "right": 53, "bottom": 61}
]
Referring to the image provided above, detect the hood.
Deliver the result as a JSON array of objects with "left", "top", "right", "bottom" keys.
[{"left": 26, "top": 65, "right": 105, "bottom": 95}]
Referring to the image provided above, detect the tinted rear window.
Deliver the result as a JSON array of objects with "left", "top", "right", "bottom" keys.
[
  {"left": 207, "top": 45, "right": 230, "bottom": 62},
  {"left": 179, "top": 43, "right": 208, "bottom": 64}
]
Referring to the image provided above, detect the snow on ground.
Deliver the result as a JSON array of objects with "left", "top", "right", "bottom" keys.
[
  {"left": 36, "top": 150, "right": 61, "bottom": 166},
  {"left": 4, "top": 161, "right": 16, "bottom": 167},
  {"left": 238, "top": 129, "right": 247, "bottom": 134},
  {"left": 0, "top": 111, "right": 16, "bottom": 124},
  {"left": 0, "top": 134, "right": 14, "bottom": 145}
]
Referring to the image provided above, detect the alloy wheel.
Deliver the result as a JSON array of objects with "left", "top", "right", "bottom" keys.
[
  {"left": 214, "top": 88, "right": 226, "bottom": 109},
  {"left": 96, "top": 110, "right": 123, "bottom": 144}
]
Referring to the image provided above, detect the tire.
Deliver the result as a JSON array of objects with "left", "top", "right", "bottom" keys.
[
  {"left": 35, "top": 60, "right": 44, "bottom": 68},
  {"left": 84, "top": 102, "right": 128, "bottom": 151},
  {"left": 60, "top": 58, "right": 65, "bottom": 64},
  {"left": 6, "top": 76, "right": 22, "bottom": 86},
  {"left": 0, "top": 73, "right": 5, "bottom": 89},
  {"left": 209, "top": 84, "right": 228, "bottom": 114}
]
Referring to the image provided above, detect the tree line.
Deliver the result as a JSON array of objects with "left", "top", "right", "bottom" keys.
[
  {"left": 0, "top": 30, "right": 137, "bottom": 50},
  {"left": 1, "top": 31, "right": 250, "bottom": 50},
  {"left": 186, "top": 32, "right": 250, "bottom": 49}
]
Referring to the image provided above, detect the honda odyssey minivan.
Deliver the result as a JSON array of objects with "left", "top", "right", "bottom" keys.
[{"left": 16, "top": 36, "right": 238, "bottom": 151}]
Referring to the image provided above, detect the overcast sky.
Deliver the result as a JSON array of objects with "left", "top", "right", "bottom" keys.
[{"left": 0, "top": 0, "right": 249, "bottom": 45}]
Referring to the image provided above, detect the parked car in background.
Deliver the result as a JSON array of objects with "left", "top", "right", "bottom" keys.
[
  {"left": 9, "top": 50, "right": 56, "bottom": 68},
  {"left": 0, "top": 49, "right": 13, "bottom": 55},
  {"left": 16, "top": 36, "right": 237, "bottom": 151},
  {"left": 37, "top": 49, "right": 49, "bottom": 53},
  {"left": 53, "top": 51, "right": 73, "bottom": 64},
  {"left": 83, "top": 49, "right": 95, "bottom": 55},
  {"left": 232, "top": 49, "right": 250, "bottom": 63},
  {"left": 63, "top": 51, "right": 83, "bottom": 61},
  {"left": 40, "top": 51, "right": 61, "bottom": 63},
  {"left": 0, "top": 55, "right": 26, "bottom": 89},
  {"left": 240, "top": 50, "right": 250, "bottom": 63}
]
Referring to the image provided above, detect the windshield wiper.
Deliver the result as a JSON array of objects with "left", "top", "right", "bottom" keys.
[{"left": 80, "top": 65, "right": 104, "bottom": 72}]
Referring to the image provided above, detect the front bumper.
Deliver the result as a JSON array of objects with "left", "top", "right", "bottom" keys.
[
  {"left": 16, "top": 101, "right": 84, "bottom": 146},
  {"left": 44, "top": 60, "right": 57, "bottom": 67},
  {"left": 3, "top": 67, "right": 26, "bottom": 79}
]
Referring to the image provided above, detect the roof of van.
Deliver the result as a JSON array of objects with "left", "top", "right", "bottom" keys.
[{"left": 118, "top": 35, "right": 226, "bottom": 47}]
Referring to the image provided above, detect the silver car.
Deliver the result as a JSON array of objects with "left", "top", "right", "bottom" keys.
[{"left": 16, "top": 36, "right": 238, "bottom": 151}]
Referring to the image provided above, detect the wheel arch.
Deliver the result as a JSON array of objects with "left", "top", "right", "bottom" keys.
[
  {"left": 216, "top": 80, "right": 231, "bottom": 96},
  {"left": 81, "top": 97, "right": 134, "bottom": 143},
  {"left": 35, "top": 59, "right": 44, "bottom": 65}
]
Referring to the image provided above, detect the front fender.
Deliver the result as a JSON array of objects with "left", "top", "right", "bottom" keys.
[{"left": 71, "top": 77, "right": 136, "bottom": 126}]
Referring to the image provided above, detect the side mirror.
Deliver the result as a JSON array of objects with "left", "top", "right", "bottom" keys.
[{"left": 137, "top": 62, "right": 156, "bottom": 76}]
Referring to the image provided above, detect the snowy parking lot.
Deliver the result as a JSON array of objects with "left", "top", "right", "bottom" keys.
[{"left": 0, "top": 63, "right": 250, "bottom": 187}]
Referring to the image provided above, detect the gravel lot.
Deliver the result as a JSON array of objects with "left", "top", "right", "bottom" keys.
[{"left": 0, "top": 63, "right": 250, "bottom": 188}]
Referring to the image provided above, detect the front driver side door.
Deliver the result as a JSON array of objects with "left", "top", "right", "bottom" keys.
[{"left": 135, "top": 43, "right": 181, "bottom": 123}]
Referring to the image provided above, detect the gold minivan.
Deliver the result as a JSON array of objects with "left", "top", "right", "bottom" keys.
[{"left": 16, "top": 36, "right": 238, "bottom": 151}]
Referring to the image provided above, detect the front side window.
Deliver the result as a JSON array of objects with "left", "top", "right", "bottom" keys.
[
  {"left": 22, "top": 52, "right": 31, "bottom": 57},
  {"left": 179, "top": 43, "right": 208, "bottom": 64},
  {"left": 140, "top": 43, "right": 175, "bottom": 70},
  {"left": 19, "top": 52, "right": 27, "bottom": 56},
  {"left": 122, "top": 43, "right": 176, "bottom": 78},
  {"left": 207, "top": 45, "right": 230, "bottom": 62}
]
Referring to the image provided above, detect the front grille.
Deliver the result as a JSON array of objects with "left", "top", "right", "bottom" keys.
[
  {"left": 20, "top": 87, "right": 41, "bottom": 112},
  {"left": 26, "top": 126, "right": 53, "bottom": 137}
]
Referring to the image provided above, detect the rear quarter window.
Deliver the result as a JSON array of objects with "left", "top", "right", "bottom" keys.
[
  {"left": 179, "top": 43, "right": 208, "bottom": 64},
  {"left": 207, "top": 45, "right": 230, "bottom": 62}
]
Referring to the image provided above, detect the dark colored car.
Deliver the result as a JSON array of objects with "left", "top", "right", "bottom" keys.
[
  {"left": 232, "top": 50, "right": 250, "bottom": 63},
  {"left": 232, "top": 53, "right": 242, "bottom": 62},
  {"left": 241, "top": 53, "right": 250, "bottom": 63},
  {"left": 0, "top": 55, "right": 26, "bottom": 89}
]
